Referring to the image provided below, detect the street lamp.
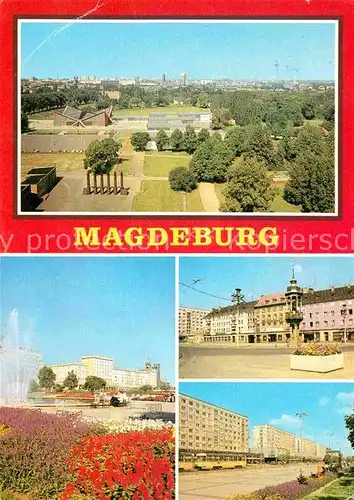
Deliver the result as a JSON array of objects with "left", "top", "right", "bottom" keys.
[
  {"left": 295, "top": 412, "right": 308, "bottom": 462},
  {"left": 341, "top": 304, "right": 347, "bottom": 343},
  {"left": 326, "top": 431, "right": 334, "bottom": 449},
  {"left": 231, "top": 288, "right": 245, "bottom": 348}
]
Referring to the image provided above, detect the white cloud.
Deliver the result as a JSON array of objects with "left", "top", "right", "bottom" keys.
[
  {"left": 319, "top": 397, "right": 330, "bottom": 406},
  {"left": 294, "top": 264, "right": 303, "bottom": 274},
  {"left": 269, "top": 414, "right": 301, "bottom": 428},
  {"left": 336, "top": 406, "right": 353, "bottom": 415},
  {"left": 336, "top": 392, "right": 354, "bottom": 405}
]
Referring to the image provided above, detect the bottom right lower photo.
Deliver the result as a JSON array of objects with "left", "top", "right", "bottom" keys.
[{"left": 178, "top": 382, "right": 354, "bottom": 500}]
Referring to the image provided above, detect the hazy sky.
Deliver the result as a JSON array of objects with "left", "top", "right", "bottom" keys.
[
  {"left": 180, "top": 382, "right": 354, "bottom": 454},
  {"left": 179, "top": 257, "right": 354, "bottom": 309},
  {"left": 21, "top": 21, "right": 336, "bottom": 80},
  {"left": 0, "top": 257, "right": 175, "bottom": 383}
]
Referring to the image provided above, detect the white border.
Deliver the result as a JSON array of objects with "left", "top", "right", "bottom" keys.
[{"left": 17, "top": 19, "right": 339, "bottom": 217}]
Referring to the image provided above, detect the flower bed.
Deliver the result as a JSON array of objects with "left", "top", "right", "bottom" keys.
[
  {"left": 61, "top": 428, "right": 175, "bottom": 500},
  {"left": 82, "top": 416, "right": 174, "bottom": 434},
  {"left": 228, "top": 475, "right": 335, "bottom": 500},
  {"left": 0, "top": 407, "right": 93, "bottom": 498},
  {"left": 291, "top": 342, "right": 344, "bottom": 373},
  {"left": 292, "top": 342, "right": 342, "bottom": 356}
]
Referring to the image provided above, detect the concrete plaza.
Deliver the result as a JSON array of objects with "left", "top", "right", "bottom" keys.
[
  {"left": 179, "top": 463, "right": 319, "bottom": 500},
  {"left": 179, "top": 344, "right": 354, "bottom": 379}
]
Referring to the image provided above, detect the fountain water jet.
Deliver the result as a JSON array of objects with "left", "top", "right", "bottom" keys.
[{"left": 0, "top": 310, "right": 41, "bottom": 405}]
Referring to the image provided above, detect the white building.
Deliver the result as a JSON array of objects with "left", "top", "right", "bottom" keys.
[
  {"left": 113, "top": 362, "right": 160, "bottom": 389},
  {"left": 48, "top": 363, "right": 87, "bottom": 385},
  {"left": 179, "top": 307, "right": 210, "bottom": 342},
  {"left": 80, "top": 356, "right": 114, "bottom": 386}
]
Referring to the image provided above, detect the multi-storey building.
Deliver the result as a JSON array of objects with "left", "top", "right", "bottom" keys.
[
  {"left": 302, "top": 285, "right": 354, "bottom": 342},
  {"left": 296, "top": 437, "right": 318, "bottom": 459},
  {"left": 253, "top": 425, "right": 296, "bottom": 457},
  {"left": 48, "top": 362, "right": 87, "bottom": 385},
  {"left": 80, "top": 356, "right": 114, "bottom": 386},
  {"left": 197, "top": 278, "right": 354, "bottom": 345},
  {"left": 179, "top": 394, "right": 249, "bottom": 453},
  {"left": 179, "top": 307, "right": 210, "bottom": 342},
  {"left": 112, "top": 361, "right": 160, "bottom": 388},
  {"left": 316, "top": 443, "right": 327, "bottom": 459}
]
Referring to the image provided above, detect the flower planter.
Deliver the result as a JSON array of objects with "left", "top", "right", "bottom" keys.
[{"left": 290, "top": 353, "right": 344, "bottom": 373}]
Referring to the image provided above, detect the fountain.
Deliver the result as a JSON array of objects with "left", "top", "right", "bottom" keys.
[{"left": 0, "top": 310, "right": 41, "bottom": 405}]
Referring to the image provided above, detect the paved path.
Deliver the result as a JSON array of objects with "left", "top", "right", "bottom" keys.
[
  {"left": 131, "top": 151, "right": 145, "bottom": 177},
  {"left": 179, "top": 344, "right": 354, "bottom": 379},
  {"left": 198, "top": 182, "right": 220, "bottom": 212},
  {"left": 179, "top": 464, "right": 318, "bottom": 500}
]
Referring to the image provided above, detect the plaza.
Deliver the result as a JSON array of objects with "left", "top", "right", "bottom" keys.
[{"left": 179, "top": 343, "right": 354, "bottom": 379}]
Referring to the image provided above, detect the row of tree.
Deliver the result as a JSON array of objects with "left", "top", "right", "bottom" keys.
[
  {"left": 21, "top": 88, "right": 103, "bottom": 114},
  {"left": 35, "top": 366, "right": 107, "bottom": 392},
  {"left": 130, "top": 127, "right": 211, "bottom": 153},
  {"left": 167, "top": 124, "right": 335, "bottom": 213}
]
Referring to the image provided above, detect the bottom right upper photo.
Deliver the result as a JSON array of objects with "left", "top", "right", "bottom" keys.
[{"left": 178, "top": 382, "right": 354, "bottom": 500}]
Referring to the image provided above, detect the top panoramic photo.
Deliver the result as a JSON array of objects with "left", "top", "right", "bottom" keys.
[{"left": 18, "top": 20, "right": 338, "bottom": 216}]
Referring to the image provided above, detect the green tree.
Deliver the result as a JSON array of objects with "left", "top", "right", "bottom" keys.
[
  {"left": 211, "top": 108, "right": 232, "bottom": 130},
  {"left": 83, "top": 376, "right": 106, "bottom": 392},
  {"left": 301, "top": 101, "right": 315, "bottom": 120},
  {"left": 95, "top": 98, "right": 111, "bottom": 110},
  {"left": 224, "top": 127, "right": 246, "bottom": 158},
  {"left": 63, "top": 370, "right": 79, "bottom": 390},
  {"left": 183, "top": 125, "right": 198, "bottom": 154},
  {"left": 159, "top": 381, "right": 171, "bottom": 390},
  {"left": 84, "top": 138, "right": 121, "bottom": 174},
  {"left": 189, "top": 138, "right": 233, "bottom": 183},
  {"left": 345, "top": 413, "right": 354, "bottom": 448},
  {"left": 169, "top": 166, "right": 197, "bottom": 192},
  {"left": 21, "top": 112, "right": 29, "bottom": 133},
  {"left": 38, "top": 366, "right": 56, "bottom": 390},
  {"left": 244, "top": 124, "right": 277, "bottom": 168},
  {"left": 139, "top": 385, "right": 153, "bottom": 393},
  {"left": 155, "top": 129, "right": 169, "bottom": 151},
  {"left": 29, "top": 379, "right": 40, "bottom": 393},
  {"left": 284, "top": 145, "right": 335, "bottom": 213},
  {"left": 170, "top": 129, "right": 184, "bottom": 151},
  {"left": 130, "top": 132, "right": 150, "bottom": 152},
  {"left": 324, "top": 103, "right": 335, "bottom": 123},
  {"left": 220, "top": 156, "right": 276, "bottom": 212},
  {"left": 196, "top": 91, "right": 210, "bottom": 108},
  {"left": 198, "top": 128, "right": 210, "bottom": 144}
]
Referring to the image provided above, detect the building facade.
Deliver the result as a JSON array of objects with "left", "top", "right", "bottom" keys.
[
  {"left": 48, "top": 362, "right": 87, "bottom": 385},
  {"left": 196, "top": 278, "right": 354, "bottom": 345},
  {"left": 253, "top": 425, "right": 296, "bottom": 457},
  {"left": 179, "top": 307, "right": 210, "bottom": 342},
  {"left": 112, "top": 361, "right": 160, "bottom": 388},
  {"left": 80, "top": 356, "right": 114, "bottom": 385},
  {"left": 179, "top": 394, "right": 249, "bottom": 453},
  {"left": 253, "top": 425, "right": 325, "bottom": 460}
]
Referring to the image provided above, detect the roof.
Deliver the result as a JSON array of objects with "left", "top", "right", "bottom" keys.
[
  {"left": 255, "top": 293, "right": 286, "bottom": 307},
  {"left": 303, "top": 285, "right": 354, "bottom": 305},
  {"left": 205, "top": 300, "right": 258, "bottom": 318},
  {"left": 180, "top": 393, "right": 249, "bottom": 419},
  {"left": 54, "top": 105, "right": 113, "bottom": 125}
]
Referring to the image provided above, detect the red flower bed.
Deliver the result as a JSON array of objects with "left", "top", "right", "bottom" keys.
[{"left": 61, "top": 428, "right": 175, "bottom": 500}]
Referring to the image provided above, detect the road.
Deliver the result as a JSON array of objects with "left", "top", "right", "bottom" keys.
[
  {"left": 179, "top": 344, "right": 354, "bottom": 379},
  {"left": 179, "top": 463, "right": 319, "bottom": 500}
]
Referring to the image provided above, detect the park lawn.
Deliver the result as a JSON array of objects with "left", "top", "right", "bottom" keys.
[
  {"left": 21, "top": 152, "right": 85, "bottom": 177},
  {"left": 112, "top": 105, "right": 207, "bottom": 116},
  {"left": 186, "top": 189, "right": 204, "bottom": 211},
  {"left": 271, "top": 185, "right": 301, "bottom": 213},
  {"left": 306, "top": 472, "right": 354, "bottom": 500},
  {"left": 214, "top": 183, "right": 226, "bottom": 205},
  {"left": 145, "top": 150, "right": 191, "bottom": 158},
  {"left": 143, "top": 155, "right": 190, "bottom": 177},
  {"left": 132, "top": 180, "right": 183, "bottom": 212},
  {"left": 115, "top": 156, "right": 133, "bottom": 175}
]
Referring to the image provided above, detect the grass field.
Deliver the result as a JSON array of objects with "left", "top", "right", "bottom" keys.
[
  {"left": 145, "top": 151, "right": 191, "bottom": 158},
  {"left": 143, "top": 155, "right": 190, "bottom": 177},
  {"left": 132, "top": 180, "right": 183, "bottom": 211},
  {"left": 186, "top": 189, "right": 204, "bottom": 211},
  {"left": 306, "top": 472, "right": 354, "bottom": 500},
  {"left": 21, "top": 152, "right": 85, "bottom": 177},
  {"left": 116, "top": 156, "right": 133, "bottom": 175},
  {"left": 112, "top": 105, "right": 206, "bottom": 116}
]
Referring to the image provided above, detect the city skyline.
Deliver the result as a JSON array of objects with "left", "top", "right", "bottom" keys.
[
  {"left": 0, "top": 257, "right": 175, "bottom": 382},
  {"left": 20, "top": 21, "right": 336, "bottom": 80},
  {"left": 179, "top": 257, "right": 354, "bottom": 309},
  {"left": 179, "top": 382, "right": 354, "bottom": 454}
]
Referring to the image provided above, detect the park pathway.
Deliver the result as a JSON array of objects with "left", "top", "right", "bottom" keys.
[
  {"left": 131, "top": 151, "right": 145, "bottom": 177},
  {"left": 198, "top": 182, "right": 220, "bottom": 212}
]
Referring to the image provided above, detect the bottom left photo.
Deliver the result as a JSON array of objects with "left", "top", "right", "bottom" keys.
[{"left": 0, "top": 256, "right": 176, "bottom": 499}]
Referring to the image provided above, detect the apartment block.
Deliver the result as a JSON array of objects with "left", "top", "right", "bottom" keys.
[
  {"left": 253, "top": 425, "right": 296, "bottom": 457},
  {"left": 179, "top": 307, "right": 210, "bottom": 342},
  {"left": 179, "top": 394, "right": 249, "bottom": 453}
]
